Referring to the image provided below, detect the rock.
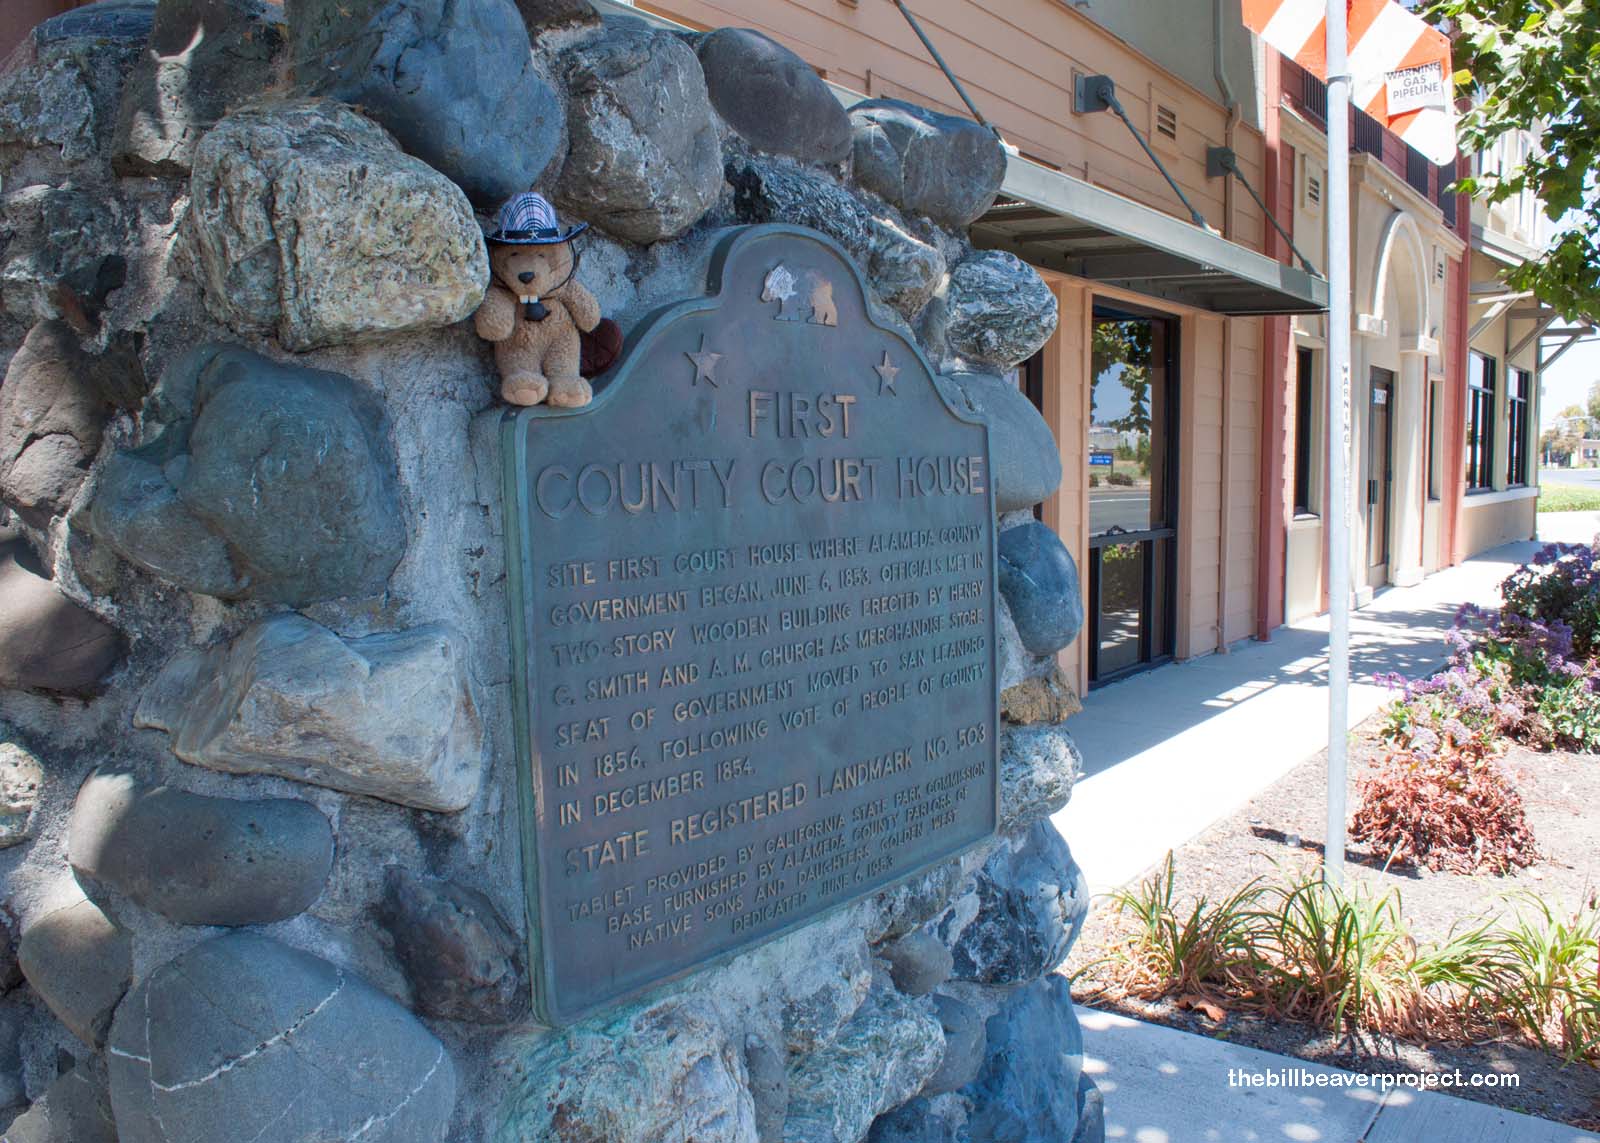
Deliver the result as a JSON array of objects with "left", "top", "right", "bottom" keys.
[
  {"left": 4, "top": 1058, "right": 117, "bottom": 1143},
  {"left": 930, "top": 250, "right": 1057, "bottom": 371},
  {"left": 514, "top": 0, "right": 599, "bottom": 32},
  {"left": 963, "top": 975, "right": 1091, "bottom": 1143},
  {"left": 0, "top": 185, "right": 128, "bottom": 329},
  {"left": 996, "top": 522, "right": 1084, "bottom": 657},
  {"left": 0, "top": 1007, "right": 23, "bottom": 1117},
  {"left": 872, "top": 855, "right": 965, "bottom": 943},
  {"left": 726, "top": 154, "right": 945, "bottom": 319},
  {"left": 0, "top": 542, "right": 122, "bottom": 695},
  {"left": 934, "top": 821, "right": 1086, "bottom": 986},
  {"left": 135, "top": 613, "right": 483, "bottom": 811},
  {"left": 497, "top": 995, "right": 757, "bottom": 1143},
  {"left": 556, "top": 19, "right": 722, "bottom": 244},
  {"left": 287, "top": 0, "right": 562, "bottom": 205},
  {"left": 866, "top": 1096, "right": 964, "bottom": 1143},
  {"left": 781, "top": 937, "right": 872, "bottom": 1054},
  {"left": 17, "top": 898, "right": 130, "bottom": 1049},
  {"left": 0, "top": 322, "right": 119, "bottom": 526},
  {"left": 783, "top": 975, "right": 944, "bottom": 1143},
  {"left": 67, "top": 770, "right": 334, "bottom": 926},
  {"left": 922, "top": 995, "right": 985, "bottom": 1098},
  {"left": 187, "top": 99, "right": 488, "bottom": 349},
  {"left": 81, "top": 345, "right": 407, "bottom": 605},
  {"left": 994, "top": 592, "right": 1053, "bottom": 694},
  {"left": 696, "top": 28, "right": 851, "bottom": 164},
  {"left": 998, "top": 724, "right": 1080, "bottom": 834},
  {"left": 744, "top": 1034, "right": 787, "bottom": 1143},
  {"left": 0, "top": 913, "right": 21, "bottom": 992},
  {"left": 108, "top": 932, "right": 456, "bottom": 1143},
  {"left": 1000, "top": 664, "right": 1081, "bottom": 725},
  {"left": 0, "top": 736, "right": 44, "bottom": 849},
  {"left": 112, "top": 0, "right": 288, "bottom": 176},
  {"left": 938, "top": 371, "right": 1061, "bottom": 514},
  {"left": 1070, "top": 1072, "right": 1105, "bottom": 1143},
  {"left": 848, "top": 99, "right": 1006, "bottom": 228},
  {"left": 865, "top": 216, "right": 946, "bottom": 320},
  {"left": 376, "top": 867, "right": 522, "bottom": 1023},
  {"left": 0, "top": 1, "right": 154, "bottom": 168},
  {"left": 881, "top": 930, "right": 952, "bottom": 997}
]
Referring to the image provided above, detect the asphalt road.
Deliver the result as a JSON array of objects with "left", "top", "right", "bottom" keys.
[
  {"left": 1088, "top": 489, "right": 1152, "bottom": 534},
  {"left": 1541, "top": 466, "right": 1600, "bottom": 488}
]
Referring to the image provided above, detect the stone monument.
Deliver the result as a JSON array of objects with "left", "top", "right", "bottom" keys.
[{"left": 0, "top": 2, "right": 1100, "bottom": 1140}]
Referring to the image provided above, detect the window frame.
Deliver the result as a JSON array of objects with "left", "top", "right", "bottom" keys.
[
  {"left": 1506, "top": 366, "right": 1531, "bottom": 488},
  {"left": 1465, "top": 351, "right": 1497, "bottom": 493},
  {"left": 1291, "top": 346, "right": 1319, "bottom": 518}
]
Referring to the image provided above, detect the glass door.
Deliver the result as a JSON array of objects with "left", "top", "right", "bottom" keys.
[
  {"left": 1366, "top": 368, "right": 1394, "bottom": 589},
  {"left": 1087, "top": 306, "right": 1177, "bottom": 686}
]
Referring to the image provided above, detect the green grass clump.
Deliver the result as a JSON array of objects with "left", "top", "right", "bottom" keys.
[{"left": 1538, "top": 483, "right": 1600, "bottom": 513}]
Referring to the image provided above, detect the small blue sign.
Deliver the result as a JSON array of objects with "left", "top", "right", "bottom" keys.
[{"left": 1088, "top": 451, "right": 1114, "bottom": 467}]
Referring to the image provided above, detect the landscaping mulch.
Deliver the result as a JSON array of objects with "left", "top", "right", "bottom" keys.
[{"left": 1065, "top": 716, "right": 1600, "bottom": 1131}]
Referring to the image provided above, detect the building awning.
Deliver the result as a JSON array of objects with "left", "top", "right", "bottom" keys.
[{"left": 974, "top": 156, "right": 1330, "bottom": 317}]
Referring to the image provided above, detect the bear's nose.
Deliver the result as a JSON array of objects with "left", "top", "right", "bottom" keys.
[{"left": 517, "top": 271, "right": 536, "bottom": 284}]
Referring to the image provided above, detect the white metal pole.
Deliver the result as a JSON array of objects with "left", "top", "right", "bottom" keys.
[{"left": 1324, "top": 0, "right": 1353, "bottom": 887}]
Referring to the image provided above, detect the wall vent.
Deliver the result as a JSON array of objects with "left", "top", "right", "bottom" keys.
[
  {"left": 1155, "top": 104, "right": 1178, "bottom": 140},
  {"left": 1302, "top": 163, "right": 1323, "bottom": 212}
]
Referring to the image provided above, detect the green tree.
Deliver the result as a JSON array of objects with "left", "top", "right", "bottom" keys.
[
  {"left": 1586, "top": 381, "right": 1600, "bottom": 425},
  {"left": 1428, "top": 1, "right": 1600, "bottom": 320}
]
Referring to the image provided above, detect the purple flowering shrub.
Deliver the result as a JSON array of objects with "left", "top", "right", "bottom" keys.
[{"left": 1352, "top": 541, "right": 1600, "bottom": 872}]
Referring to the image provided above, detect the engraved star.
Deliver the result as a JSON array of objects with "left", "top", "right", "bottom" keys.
[
  {"left": 686, "top": 335, "right": 722, "bottom": 387},
  {"left": 874, "top": 351, "right": 900, "bottom": 396}
]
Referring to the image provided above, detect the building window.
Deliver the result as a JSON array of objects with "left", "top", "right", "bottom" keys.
[
  {"left": 1507, "top": 367, "right": 1531, "bottom": 487},
  {"left": 1426, "top": 378, "right": 1442, "bottom": 501},
  {"left": 1466, "top": 352, "right": 1496, "bottom": 491},
  {"left": 1292, "top": 347, "right": 1317, "bottom": 516}
]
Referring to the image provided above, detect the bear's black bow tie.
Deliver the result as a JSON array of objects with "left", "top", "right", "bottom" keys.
[{"left": 523, "top": 299, "right": 550, "bottom": 321}]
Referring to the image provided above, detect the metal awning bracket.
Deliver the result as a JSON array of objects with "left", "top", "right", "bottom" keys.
[
  {"left": 1207, "top": 146, "right": 1318, "bottom": 276},
  {"left": 1072, "top": 74, "right": 1213, "bottom": 232}
]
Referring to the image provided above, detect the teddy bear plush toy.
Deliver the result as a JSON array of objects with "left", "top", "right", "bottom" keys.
[{"left": 474, "top": 193, "right": 603, "bottom": 408}]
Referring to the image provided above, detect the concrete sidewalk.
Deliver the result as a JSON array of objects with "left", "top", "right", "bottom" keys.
[
  {"left": 1081, "top": 1005, "right": 1600, "bottom": 1143},
  {"left": 1055, "top": 511, "right": 1600, "bottom": 895}
]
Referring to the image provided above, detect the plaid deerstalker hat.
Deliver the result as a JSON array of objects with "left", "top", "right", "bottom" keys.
[{"left": 486, "top": 192, "right": 589, "bottom": 245}]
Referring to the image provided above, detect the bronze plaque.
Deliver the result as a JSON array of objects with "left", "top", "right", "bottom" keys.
[{"left": 502, "top": 225, "right": 998, "bottom": 1024}]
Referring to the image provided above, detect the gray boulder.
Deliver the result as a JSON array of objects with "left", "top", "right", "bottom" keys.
[
  {"left": 68, "top": 770, "right": 334, "bottom": 926},
  {"left": 696, "top": 28, "right": 851, "bottom": 164},
  {"left": 962, "top": 975, "right": 1093, "bottom": 1143},
  {"left": 743, "top": 1034, "right": 787, "bottom": 1143},
  {"left": 497, "top": 995, "right": 757, "bottom": 1143},
  {"left": 998, "top": 723, "right": 1080, "bottom": 834},
  {"left": 930, "top": 250, "right": 1057, "bottom": 370},
  {"left": 187, "top": 99, "right": 488, "bottom": 350},
  {"left": 0, "top": 185, "right": 129, "bottom": 329},
  {"left": 995, "top": 591, "right": 1054, "bottom": 694},
  {"left": 0, "top": 735, "right": 44, "bottom": 850},
  {"left": 726, "top": 154, "right": 946, "bottom": 319},
  {"left": 4, "top": 1058, "right": 117, "bottom": 1143},
  {"left": 0, "top": 321, "right": 122, "bottom": 526},
  {"left": 0, "top": 542, "right": 122, "bottom": 695},
  {"left": 17, "top": 898, "right": 130, "bottom": 1048},
  {"left": 922, "top": 994, "right": 985, "bottom": 1097},
  {"left": 848, "top": 99, "right": 1006, "bottom": 228},
  {"left": 135, "top": 613, "right": 483, "bottom": 811},
  {"left": 996, "top": 521, "right": 1084, "bottom": 657},
  {"left": 934, "top": 821, "right": 1086, "bottom": 986},
  {"left": 556, "top": 19, "right": 723, "bottom": 244},
  {"left": 108, "top": 932, "right": 456, "bottom": 1143},
  {"left": 82, "top": 345, "right": 406, "bottom": 605},
  {"left": 514, "top": 0, "right": 599, "bottom": 32},
  {"left": 287, "top": 0, "right": 562, "bottom": 205},
  {"left": 866, "top": 1096, "right": 964, "bottom": 1143},
  {"left": 784, "top": 976, "right": 945, "bottom": 1143},
  {"left": 0, "top": 1, "right": 154, "bottom": 169},
  {"left": 112, "top": 0, "right": 287, "bottom": 176},
  {"left": 376, "top": 867, "right": 523, "bottom": 1023},
  {"left": 938, "top": 371, "right": 1061, "bottom": 514},
  {"left": 881, "top": 929, "right": 952, "bottom": 997}
]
